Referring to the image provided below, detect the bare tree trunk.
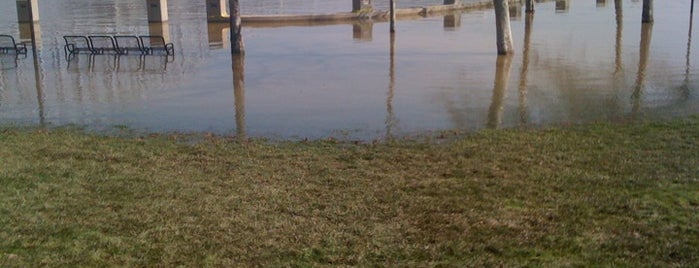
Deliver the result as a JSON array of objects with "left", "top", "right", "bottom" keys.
[
  {"left": 525, "top": 0, "right": 534, "bottom": 13},
  {"left": 230, "top": 0, "right": 244, "bottom": 54},
  {"left": 493, "top": 0, "right": 514, "bottom": 55},
  {"left": 642, "top": 0, "right": 653, "bottom": 23},
  {"left": 390, "top": 0, "right": 396, "bottom": 33}
]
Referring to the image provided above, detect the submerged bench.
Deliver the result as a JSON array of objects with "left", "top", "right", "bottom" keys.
[
  {"left": 0, "top": 35, "right": 27, "bottom": 54},
  {"left": 63, "top": 35, "right": 175, "bottom": 58}
]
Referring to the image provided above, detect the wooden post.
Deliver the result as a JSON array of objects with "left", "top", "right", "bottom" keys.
[
  {"left": 642, "top": 0, "right": 653, "bottom": 23},
  {"left": 493, "top": 0, "right": 514, "bottom": 55},
  {"left": 230, "top": 0, "right": 244, "bottom": 54},
  {"left": 390, "top": 0, "right": 396, "bottom": 33},
  {"left": 525, "top": 0, "right": 534, "bottom": 13}
]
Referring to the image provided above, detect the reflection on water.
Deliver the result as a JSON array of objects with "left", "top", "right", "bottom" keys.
[
  {"left": 232, "top": 54, "right": 246, "bottom": 139},
  {"left": 0, "top": 0, "right": 698, "bottom": 140},
  {"left": 488, "top": 55, "right": 513, "bottom": 129},
  {"left": 518, "top": 13, "right": 534, "bottom": 125},
  {"left": 615, "top": 0, "right": 623, "bottom": 74},
  {"left": 632, "top": 22, "right": 653, "bottom": 115}
]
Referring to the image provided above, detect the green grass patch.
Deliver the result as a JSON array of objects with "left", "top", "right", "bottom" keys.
[{"left": 1, "top": 117, "right": 698, "bottom": 266}]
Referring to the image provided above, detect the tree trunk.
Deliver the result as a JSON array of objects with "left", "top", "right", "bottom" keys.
[
  {"left": 642, "top": 0, "right": 653, "bottom": 23},
  {"left": 493, "top": 0, "right": 514, "bottom": 55},
  {"left": 230, "top": 0, "right": 244, "bottom": 54}
]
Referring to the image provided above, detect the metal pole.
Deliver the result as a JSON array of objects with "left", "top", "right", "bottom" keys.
[
  {"left": 692, "top": 0, "right": 695, "bottom": 15},
  {"left": 390, "top": 0, "right": 396, "bottom": 33}
]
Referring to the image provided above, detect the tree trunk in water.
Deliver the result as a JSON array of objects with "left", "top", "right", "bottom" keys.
[
  {"left": 488, "top": 55, "right": 513, "bottom": 129},
  {"left": 518, "top": 13, "right": 533, "bottom": 124},
  {"left": 525, "top": 0, "right": 534, "bottom": 13},
  {"left": 233, "top": 54, "right": 246, "bottom": 139},
  {"left": 230, "top": 0, "right": 244, "bottom": 54},
  {"left": 632, "top": 23, "right": 653, "bottom": 115},
  {"left": 642, "top": 0, "right": 653, "bottom": 23},
  {"left": 493, "top": 0, "right": 514, "bottom": 55}
]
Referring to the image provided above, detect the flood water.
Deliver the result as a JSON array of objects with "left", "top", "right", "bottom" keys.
[{"left": 0, "top": 0, "right": 697, "bottom": 140}]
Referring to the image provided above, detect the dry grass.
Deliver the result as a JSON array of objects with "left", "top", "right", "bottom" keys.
[{"left": 1, "top": 117, "right": 698, "bottom": 267}]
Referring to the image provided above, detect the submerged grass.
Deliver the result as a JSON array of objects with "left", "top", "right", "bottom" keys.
[{"left": 0, "top": 117, "right": 698, "bottom": 267}]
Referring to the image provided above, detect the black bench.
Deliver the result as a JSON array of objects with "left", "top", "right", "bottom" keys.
[
  {"left": 114, "top": 35, "right": 145, "bottom": 55},
  {"left": 88, "top": 35, "right": 119, "bottom": 54},
  {"left": 140, "top": 35, "right": 174, "bottom": 55},
  {"left": 63, "top": 35, "right": 93, "bottom": 58},
  {"left": 0, "top": 35, "right": 27, "bottom": 54}
]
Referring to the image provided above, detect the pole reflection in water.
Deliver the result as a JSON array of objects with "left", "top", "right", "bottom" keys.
[
  {"left": 597, "top": 0, "right": 607, "bottom": 8},
  {"left": 632, "top": 22, "right": 653, "bottom": 115},
  {"left": 614, "top": 0, "right": 623, "bottom": 74},
  {"left": 18, "top": 22, "right": 41, "bottom": 48},
  {"left": 386, "top": 33, "right": 398, "bottom": 138},
  {"left": 518, "top": 13, "right": 534, "bottom": 125},
  {"left": 208, "top": 23, "right": 230, "bottom": 49},
  {"left": 353, "top": 21, "right": 373, "bottom": 41},
  {"left": 233, "top": 54, "right": 246, "bottom": 139},
  {"left": 26, "top": 0, "right": 44, "bottom": 125},
  {"left": 443, "top": 12, "right": 462, "bottom": 30},
  {"left": 487, "top": 55, "right": 513, "bottom": 129},
  {"left": 555, "top": 0, "right": 569, "bottom": 13},
  {"left": 684, "top": 7, "right": 694, "bottom": 98}
]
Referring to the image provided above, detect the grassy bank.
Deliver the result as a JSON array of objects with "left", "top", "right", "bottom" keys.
[{"left": 1, "top": 117, "right": 698, "bottom": 267}]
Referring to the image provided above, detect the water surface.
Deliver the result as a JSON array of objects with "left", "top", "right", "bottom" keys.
[{"left": 0, "top": 0, "right": 697, "bottom": 140}]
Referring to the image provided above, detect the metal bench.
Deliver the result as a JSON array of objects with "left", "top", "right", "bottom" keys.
[
  {"left": 63, "top": 35, "right": 93, "bottom": 58},
  {"left": 114, "top": 35, "right": 145, "bottom": 55},
  {"left": 139, "top": 35, "right": 174, "bottom": 55},
  {"left": 0, "top": 35, "right": 27, "bottom": 54},
  {"left": 88, "top": 35, "right": 119, "bottom": 54}
]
